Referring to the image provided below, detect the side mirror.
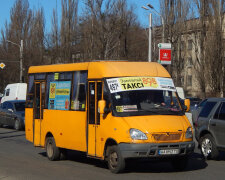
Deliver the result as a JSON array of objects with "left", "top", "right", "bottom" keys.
[
  {"left": 184, "top": 99, "right": 190, "bottom": 112},
  {"left": 98, "top": 100, "right": 106, "bottom": 114}
]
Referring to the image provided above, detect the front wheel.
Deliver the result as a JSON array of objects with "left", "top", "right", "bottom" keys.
[
  {"left": 106, "top": 145, "right": 125, "bottom": 173},
  {"left": 200, "top": 134, "right": 219, "bottom": 160},
  {"left": 14, "top": 119, "right": 22, "bottom": 130},
  {"left": 45, "top": 137, "right": 60, "bottom": 161}
]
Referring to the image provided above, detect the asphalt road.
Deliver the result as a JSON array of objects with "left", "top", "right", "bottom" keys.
[{"left": 0, "top": 127, "right": 225, "bottom": 180}]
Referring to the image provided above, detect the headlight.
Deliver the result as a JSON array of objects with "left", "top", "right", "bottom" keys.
[
  {"left": 185, "top": 127, "right": 193, "bottom": 139},
  {"left": 130, "top": 128, "right": 148, "bottom": 140}
]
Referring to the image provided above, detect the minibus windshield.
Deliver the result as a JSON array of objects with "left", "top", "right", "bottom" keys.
[
  {"left": 105, "top": 77, "right": 184, "bottom": 117},
  {"left": 110, "top": 90, "right": 183, "bottom": 116}
]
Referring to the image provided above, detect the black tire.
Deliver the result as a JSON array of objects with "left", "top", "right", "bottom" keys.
[
  {"left": 106, "top": 145, "right": 125, "bottom": 174},
  {"left": 199, "top": 134, "right": 219, "bottom": 160},
  {"left": 171, "top": 156, "right": 189, "bottom": 171},
  {"left": 45, "top": 137, "right": 60, "bottom": 161},
  {"left": 14, "top": 119, "right": 22, "bottom": 131}
]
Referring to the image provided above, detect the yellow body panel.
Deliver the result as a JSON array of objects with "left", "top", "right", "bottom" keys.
[
  {"left": 40, "top": 110, "right": 87, "bottom": 151},
  {"left": 96, "top": 113, "right": 193, "bottom": 157},
  {"left": 34, "top": 119, "right": 41, "bottom": 146},
  {"left": 25, "top": 108, "right": 33, "bottom": 142},
  {"left": 28, "top": 61, "right": 170, "bottom": 79}
]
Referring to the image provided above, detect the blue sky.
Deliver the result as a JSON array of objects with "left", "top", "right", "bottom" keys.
[{"left": 0, "top": 0, "right": 160, "bottom": 32}]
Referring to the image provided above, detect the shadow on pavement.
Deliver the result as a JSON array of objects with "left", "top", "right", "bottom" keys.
[
  {"left": 0, "top": 133, "right": 25, "bottom": 139},
  {"left": 124, "top": 152, "right": 207, "bottom": 173},
  {"left": 39, "top": 150, "right": 207, "bottom": 173},
  {"left": 39, "top": 150, "right": 107, "bottom": 169},
  {"left": 0, "top": 130, "right": 20, "bottom": 134}
]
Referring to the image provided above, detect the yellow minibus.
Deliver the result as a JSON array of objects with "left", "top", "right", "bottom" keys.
[{"left": 25, "top": 61, "right": 194, "bottom": 173}]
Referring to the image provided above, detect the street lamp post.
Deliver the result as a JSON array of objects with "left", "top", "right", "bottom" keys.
[
  {"left": 147, "top": 4, "right": 165, "bottom": 43},
  {"left": 6, "top": 40, "right": 23, "bottom": 83},
  {"left": 142, "top": 6, "right": 152, "bottom": 62}
]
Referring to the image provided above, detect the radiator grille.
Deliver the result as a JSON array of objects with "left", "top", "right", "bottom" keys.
[{"left": 152, "top": 133, "right": 182, "bottom": 141}]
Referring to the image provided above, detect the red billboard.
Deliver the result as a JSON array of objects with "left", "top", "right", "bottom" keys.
[{"left": 159, "top": 49, "right": 171, "bottom": 64}]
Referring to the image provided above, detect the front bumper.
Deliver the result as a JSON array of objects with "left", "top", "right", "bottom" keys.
[{"left": 118, "top": 141, "right": 195, "bottom": 159}]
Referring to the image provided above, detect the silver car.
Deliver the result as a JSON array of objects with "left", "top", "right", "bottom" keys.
[{"left": 195, "top": 98, "right": 225, "bottom": 159}]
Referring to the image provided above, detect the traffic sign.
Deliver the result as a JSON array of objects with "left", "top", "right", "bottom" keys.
[
  {"left": 158, "top": 43, "right": 171, "bottom": 49},
  {"left": 0, "top": 63, "right": 6, "bottom": 69}
]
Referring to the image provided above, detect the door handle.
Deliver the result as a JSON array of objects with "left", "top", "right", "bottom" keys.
[{"left": 210, "top": 122, "right": 216, "bottom": 126}]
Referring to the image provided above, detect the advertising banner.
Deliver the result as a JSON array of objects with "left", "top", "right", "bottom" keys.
[
  {"left": 48, "top": 81, "right": 71, "bottom": 110},
  {"left": 106, "top": 77, "right": 175, "bottom": 93}
]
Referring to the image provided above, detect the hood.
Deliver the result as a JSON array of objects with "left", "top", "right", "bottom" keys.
[{"left": 122, "top": 115, "right": 188, "bottom": 134}]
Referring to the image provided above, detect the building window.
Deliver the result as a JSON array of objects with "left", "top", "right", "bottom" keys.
[
  {"left": 187, "top": 57, "right": 193, "bottom": 66},
  {"left": 187, "top": 75, "right": 192, "bottom": 86},
  {"left": 181, "top": 41, "right": 185, "bottom": 51},
  {"left": 188, "top": 40, "right": 192, "bottom": 50}
]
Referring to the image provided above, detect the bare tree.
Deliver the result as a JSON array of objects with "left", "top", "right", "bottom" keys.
[
  {"left": 159, "top": 0, "right": 191, "bottom": 87},
  {"left": 60, "top": 0, "right": 79, "bottom": 62},
  {"left": 80, "top": 0, "right": 145, "bottom": 61},
  {"left": 0, "top": 0, "right": 45, "bottom": 88},
  {"left": 193, "top": 0, "right": 225, "bottom": 97}
]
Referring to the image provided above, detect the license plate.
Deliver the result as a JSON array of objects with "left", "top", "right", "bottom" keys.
[{"left": 158, "top": 149, "right": 179, "bottom": 155}]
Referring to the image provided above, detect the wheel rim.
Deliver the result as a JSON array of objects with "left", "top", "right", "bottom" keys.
[
  {"left": 47, "top": 141, "right": 53, "bottom": 158},
  {"left": 201, "top": 138, "right": 212, "bottom": 157},
  {"left": 15, "top": 120, "right": 19, "bottom": 130},
  {"left": 109, "top": 151, "right": 118, "bottom": 169}
]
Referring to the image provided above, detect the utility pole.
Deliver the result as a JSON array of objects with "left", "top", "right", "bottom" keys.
[
  {"left": 6, "top": 40, "right": 23, "bottom": 83},
  {"left": 142, "top": 6, "right": 152, "bottom": 62},
  {"left": 147, "top": 4, "right": 165, "bottom": 43}
]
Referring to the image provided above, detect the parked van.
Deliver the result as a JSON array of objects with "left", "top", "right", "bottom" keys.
[
  {"left": 1, "top": 83, "right": 27, "bottom": 104},
  {"left": 25, "top": 62, "right": 194, "bottom": 173}
]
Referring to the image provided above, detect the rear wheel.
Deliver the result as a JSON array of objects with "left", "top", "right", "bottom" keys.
[
  {"left": 46, "top": 137, "right": 60, "bottom": 161},
  {"left": 14, "top": 119, "right": 22, "bottom": 130},
  {"left": 200, "top": 134, "right": 219, "bottom": 160},
  {"left": 171, "top": 156, "right": 189, "bottom": 171},
  {"left": 106, "top": 145, "right": 125, "bottom": 173}
]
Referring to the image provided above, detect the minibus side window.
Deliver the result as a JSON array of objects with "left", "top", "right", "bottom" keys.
[
  {"left": 26, "top": 74, "right": 34, "bottom": 108},
  {"left": 97, "top": 82, "right": 102, "bottom": 125},
  {"left": 35, "top": 73, "right": 46, "bottom": 80},
  {"left": 47, "top": 73, "right": 72, "bottom": 110},
  {"left": 71, "top": 71, "right": 87, "bottom": 111},
  {"left": 59, "top": 72, "right": 73, "bottom": 80},
  {"left": 45, "top": 73, "right": 55, "bottom": 108},
  {"left": 89, "top": 82, "right": 95, "bottom": 124}
]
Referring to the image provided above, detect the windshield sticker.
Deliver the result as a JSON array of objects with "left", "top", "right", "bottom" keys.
[
  {"left": 107, "top": 77, "right": 175, "bottom": 93},
  {"left": 115, "top": 95, "right": 121, "bottom": 99},
  {"left": 116, "top": 105, "right": 138, "bottom": 112}
]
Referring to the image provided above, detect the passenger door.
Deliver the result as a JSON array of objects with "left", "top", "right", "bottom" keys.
[
  {"left": 87, "top": 81, "right": 102, "bottom": 157},
  {"left": 197, "top": 101, "right": 217, "bottom": 132},
  {"left": 209, "top": 102, "right": 225, "bottom": 147},
  {"left": 33, "top": 81, "right": 46, "bottom": 146},
  {"left": 0, "top": 102, "right": 7, "bottom": 125},
  {"left": 5, "top": 102, "right": 15, "bottom": 126}
]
